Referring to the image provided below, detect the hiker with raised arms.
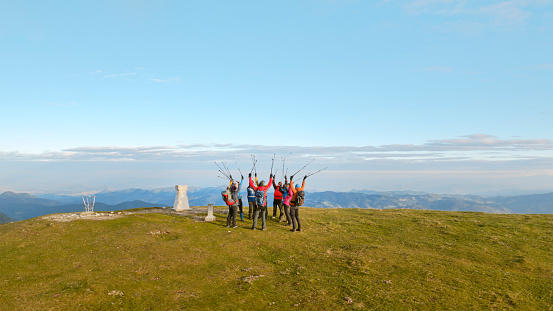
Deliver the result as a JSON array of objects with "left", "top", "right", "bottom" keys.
[
  {"left": 271, "top": 179, "right": 284, "bottom": 221},
  {"left": 289, "top": 175, "right": 306, "bottom": 232},
  {"left": 280, "top": 175, "right": 293, "bottom": 226},
  {"left": 221, "top": 186, "right": 233, "bottom": 225},
  {"left": 246, "top": 185, "right": 256, "bottom": 220},
  {"left": 237, "top": 187, "right": 244, "bottom": 222},
  {"left": 249, "top": 172, "right": 273, "bottom": 231},
  {"left": 225, "top": 176, "right": 243, "bottom": 228}
]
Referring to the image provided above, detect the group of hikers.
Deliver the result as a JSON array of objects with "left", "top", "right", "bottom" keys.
[{"left": 221, "top": 173, "right": 306, "bottom": 232}]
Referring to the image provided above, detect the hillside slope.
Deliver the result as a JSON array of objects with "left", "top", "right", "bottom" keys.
[
  {"left": 0, "top": 191, "right": 160, "bottom": 221},
  {"left": 0, "top": 211, "right": 11, "bottom": 224},
  {"left": 1, "top": 208, "right": 552, "bottom": 310}
]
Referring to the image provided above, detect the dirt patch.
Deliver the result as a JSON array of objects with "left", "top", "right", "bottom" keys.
[
  {"left": 41, "top": 212, "right": 131, "bottom": 222},
  {"left": 40, "top": 207, "right": 225, "bottom": 222}
]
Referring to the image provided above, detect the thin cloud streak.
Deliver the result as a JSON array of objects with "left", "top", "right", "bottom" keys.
[
  {"left": 2, "top": 135, "right": 552, "bottom": 165},
  {"left": 151, "top": 77, "right": 181, "bottom": 83},
  {"left": 399, "top": 0, "right": 552, "bottom": 27},
  {"left": 525, "top": 63, "right": 553, "bottom": 70},
  {"left": 2, "top": 134, "right": 552, "bottom": 193},
  {"left": 103, "top": 73, "right": 136, "bottom": 78}
]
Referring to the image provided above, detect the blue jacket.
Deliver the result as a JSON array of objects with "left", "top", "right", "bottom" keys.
[
  {"left": 280, "top": 185, "right": 289, "bottom": 200},
  {"left": 247, "top": 187, "right": 256, "bottom": 202}
]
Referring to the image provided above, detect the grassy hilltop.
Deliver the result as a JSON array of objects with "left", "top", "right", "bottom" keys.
[{"left": 1, "top": 207, "right": 553, "bottom": 310}]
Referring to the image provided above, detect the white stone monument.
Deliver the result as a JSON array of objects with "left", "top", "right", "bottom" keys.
[
  {"left": 205, "top": 204, "right": 216, "bottom": 221},
  {"left": 174, "top": 185, "right": 191, "bottom": 211}
]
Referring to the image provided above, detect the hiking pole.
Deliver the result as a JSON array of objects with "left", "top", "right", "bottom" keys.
[
  {"left": 221, "top": 154, "right": 233, "bottom": 180},
  {"left": 304, "top": 167, "right": 328, "bottom": 178},
  {"left": 249, "top": 156, "right": 255, "bottom": 175},
  {"left": 234, "top": 159, "right": 243, "bottom": 178},
  {"left": 219, "top": 170, "right": 230, "bottom": 179},
  {"left": 215, "top": 162, "right": 231, "bottom": 179},
  {"left": 270, "top": 154, "right": 275, "bottom": 176},
  {"left": 215, "top": 162, "right": 230, "bottom": 178},
  {"left": 281, "top": 157, "right": 284, "bottom": 181},
  {"left": 290, "top": 159, "right": 315, "bottom": 178},
  {"left": 222, "top": 160, "right": 232, "bottom": 180}
]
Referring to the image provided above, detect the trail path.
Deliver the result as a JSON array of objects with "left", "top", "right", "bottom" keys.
[{"left": 40, "top": 207, "right": 226, "bottom": 222}]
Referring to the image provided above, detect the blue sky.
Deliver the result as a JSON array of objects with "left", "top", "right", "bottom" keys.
[{"left": 1, "top": 0, "right": 552, "bottom": 194}]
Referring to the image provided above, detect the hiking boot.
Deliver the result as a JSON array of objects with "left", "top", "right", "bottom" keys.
[
  {"left": 262, "top": 228, "right": 267, "bottom": 231},
  {"left": 271, "top": 216, "right": 276, "bottom": 219},
  {"left": 297, "top": 228, "right": 302, "bottom": 232},
  {"left": 232, "top": 226, "right": 238, "bottom": 228},
  {"left": 252, "top": 228, "right": 256, "bottom": 230},
  {"left": 290, "top": 229, "right": 296, "bottom": 232}
]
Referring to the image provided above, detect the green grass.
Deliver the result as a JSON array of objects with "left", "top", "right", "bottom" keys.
[{"left": 1, "top": 207, "right": 553, "bottom": 310}]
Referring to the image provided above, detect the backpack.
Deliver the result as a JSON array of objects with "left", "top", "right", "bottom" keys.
[
  {"left": 280, "top": 187, "right": 288, "bottom": 200},
  {"left": 255, "top": 189, "right": 265, "bottom": 206},
  {"left": 295, "top": 191, "right": 305, "bottom": 206},
  {"left": 221, "top": 193, "right": 235, "bottom": 206},
  {"left": 247, "top": 187, "right": 256, "bottom": 201}
]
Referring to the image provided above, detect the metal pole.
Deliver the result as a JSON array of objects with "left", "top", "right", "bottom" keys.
[{"left": 291, "top": 159, "right": 315, "bottom": 178}]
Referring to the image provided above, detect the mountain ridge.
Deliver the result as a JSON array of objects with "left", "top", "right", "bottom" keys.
[{"left": 2, "top": 188, "right": 553, "bottom": 222}]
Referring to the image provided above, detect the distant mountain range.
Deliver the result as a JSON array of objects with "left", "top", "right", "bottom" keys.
[
  {"left": 37, "top": 186, "right": 220, "bottom": 206},
  {"left": 0, "top": 191, "right": 158, "bottom": 221},
  {"left": 1, "top": 187, "right": 553, "bottom": 222},
  {"left": 309, "top": 191, "right": 553, "bottom": 213}
]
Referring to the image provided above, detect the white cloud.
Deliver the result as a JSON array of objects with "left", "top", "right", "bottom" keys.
[
  {"left": 525, "top": 63, "right": 553, "bottom": 70},
  {"left": 2, "top": 135, "right": 553, "bottom": 193},
  {"left": 2, "top": 135, "right": 552, "bottom": 166},
  {"left": 417, "top": 66, "right": 454, "bottom": 73},
  {"left": 103, "top": 73, "right": 136, "bottom": 79},
  {"left": 398, "top": 0, "right": 553, "bottom": 27},
  {"left": 151, "top": 77, "right": 181, "bottom": 83}
]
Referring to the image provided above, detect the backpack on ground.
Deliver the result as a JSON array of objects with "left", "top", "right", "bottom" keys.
[
  {"left": 255, "top": 189, "right": 265, "bottom": 206},
  {"left": 295, "top": 191, "right": 305, "bottom": 206}
]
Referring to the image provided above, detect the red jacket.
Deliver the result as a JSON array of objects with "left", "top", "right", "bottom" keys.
[
  {"left": 272, "top": 179, "right": 283, "bottom": 200},
  {"left": 249, "top": 176, "right": 273, "bottom": 206}
]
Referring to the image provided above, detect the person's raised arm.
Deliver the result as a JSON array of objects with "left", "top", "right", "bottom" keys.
[
  {"left": 249, "top": 173, "right": 256, "bottom": 189},
  {"left": 267, "top": 174, "right": 273, "bottom": 190},
  {"left": 299, "top": 176, "right": 306, "bottom": 191},
  {"left": 290, "top": 176, "right": 297, "bottom": 194}
]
